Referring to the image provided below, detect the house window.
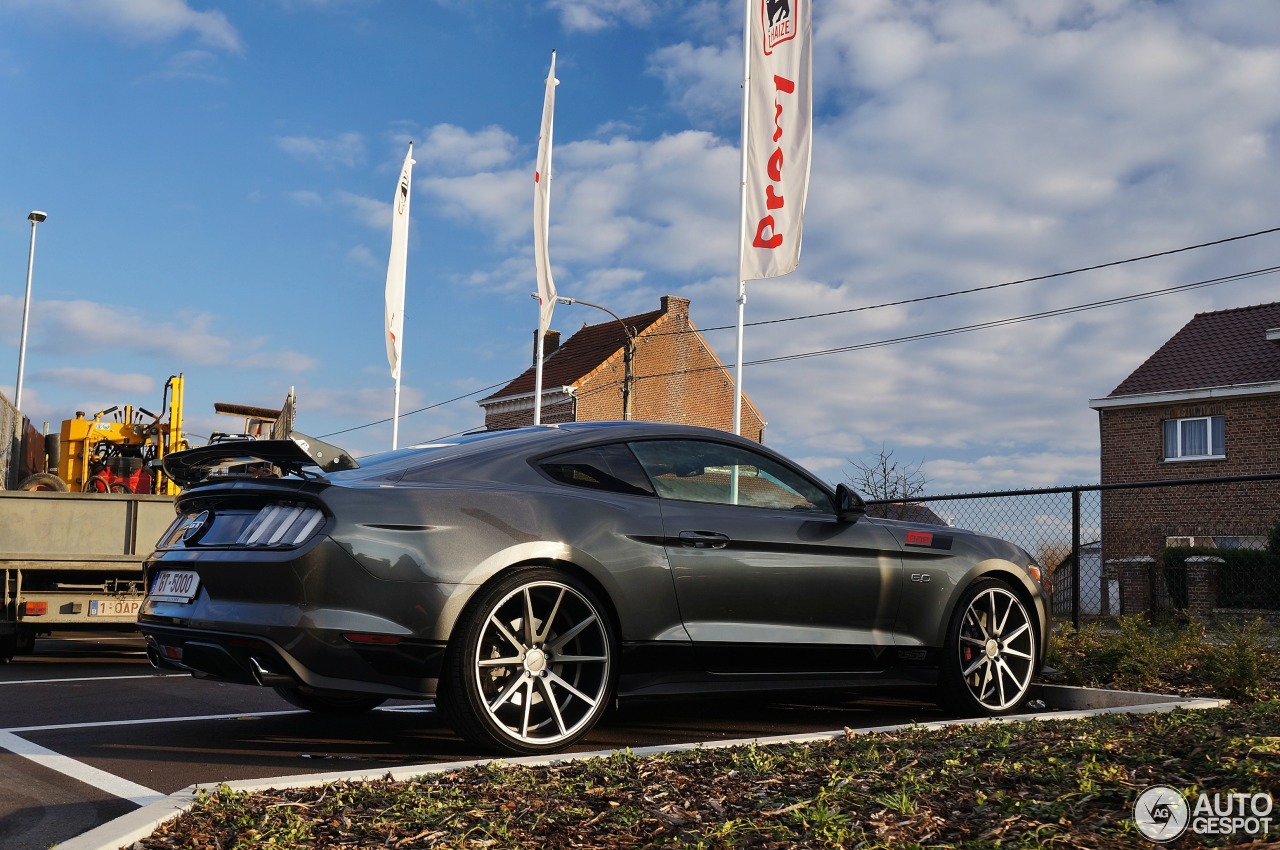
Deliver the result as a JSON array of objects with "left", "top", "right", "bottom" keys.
[{"left": 1162, "top": 415, "right": 1225, "bottom": 461}]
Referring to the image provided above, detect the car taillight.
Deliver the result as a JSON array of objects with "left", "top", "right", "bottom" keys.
[{"left": 236, "top": 503, "right": 326, "bottom": 547}]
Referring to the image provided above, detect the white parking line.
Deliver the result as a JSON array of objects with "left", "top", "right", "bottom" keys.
[
  {"left": 3, "top": 703, "right": 432, "bottom": 734},
  {"left": 0, "top": 701, "right": 437, "bottom": 806},
  {"left": 4, "top": 708, "right": 307, "bottom": 735},
  {"left": 0, "top": 674, "right": 186, "bottom": 686},
  {"left": 0, "top": 731, "right": 165, "bottom": 807}
]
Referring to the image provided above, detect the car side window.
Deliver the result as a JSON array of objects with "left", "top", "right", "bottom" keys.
[
  {"left": 538, "top": 443, "right": 656, "bottom": 497},
  {"left": 628, "top": 440, "right": 833, "bottom": 512}
]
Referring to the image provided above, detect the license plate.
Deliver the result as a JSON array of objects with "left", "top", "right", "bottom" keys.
[
  {"left": 89, "top": 598, "right": 142, "bottom": 617},
  {"left": 150, "top": 570, "right": 200, "bottom": 604}
]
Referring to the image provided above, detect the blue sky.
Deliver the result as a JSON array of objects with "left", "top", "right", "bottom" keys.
[{"left": 2, "top": 0, "right": 1279, "bottom": 493}]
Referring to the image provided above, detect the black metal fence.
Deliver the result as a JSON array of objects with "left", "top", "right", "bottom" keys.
[{"left": 869, "top": 473, "right": 1280, "bottom": 629}]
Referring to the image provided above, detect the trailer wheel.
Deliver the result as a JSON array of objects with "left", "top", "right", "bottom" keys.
[
  {"left": 17, "top": 473, "right": 67, "bottom": 492},
  {"left": 83, "top": 475, "right": 110, "bottom": 493},
  {"left": 0, "top": 635, "right": 15, "bottom": 663}
]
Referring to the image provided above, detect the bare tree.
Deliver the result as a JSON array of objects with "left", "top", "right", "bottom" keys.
[{"left": 847, "top": 444, "right": 929, "bottom": 520}]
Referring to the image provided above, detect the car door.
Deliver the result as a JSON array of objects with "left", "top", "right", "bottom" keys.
[{"left": 627, "top": 438, "right": 904, "bottom": 675}]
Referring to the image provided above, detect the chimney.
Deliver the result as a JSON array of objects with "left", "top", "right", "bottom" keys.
[
  {"left": 660, "top": 295, "right": 691, "bottom": 326},
  {"left": 532, "top": 329, "right": 561, "bottom": 365}
]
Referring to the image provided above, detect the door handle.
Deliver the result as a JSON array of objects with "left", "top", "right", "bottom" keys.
[{"left": 678, "top": 530, "right": 729, "bottom": 549}]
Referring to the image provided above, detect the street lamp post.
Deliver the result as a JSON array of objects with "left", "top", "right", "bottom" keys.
[
  {"left": 555, "top": 296, "right": 635, "bottom": 420},
  {"left": 14, "top": 210, "right": 47, "bottom": 412}
]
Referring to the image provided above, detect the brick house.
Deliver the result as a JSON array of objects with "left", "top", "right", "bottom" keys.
[
  {"left": 1088, "top": 302, "right": 1280, "bottom": 613},
  {"left": 479, "top": 295, "right": 767, "bottom": 440}
]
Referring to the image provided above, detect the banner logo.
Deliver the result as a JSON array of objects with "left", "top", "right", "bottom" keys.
[{"left": 762, "top": 0, "right": 797, "bottom": 55}]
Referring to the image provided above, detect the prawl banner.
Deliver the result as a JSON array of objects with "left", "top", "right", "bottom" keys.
[{"left": 739, "top": 0, "right": 811, "bottom": 281}]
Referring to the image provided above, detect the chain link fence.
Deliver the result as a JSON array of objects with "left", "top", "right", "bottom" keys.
[{"left": 869, "top": 473, "right": 1280, "bottom": 628}]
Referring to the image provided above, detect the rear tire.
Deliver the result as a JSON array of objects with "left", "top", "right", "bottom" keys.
[
  {"left": 439, "top": 566, "right": 616, "bottom": 756},
  {"left": 938, "top": 579, "right": 1037, "bottom": 717},
  {"left": 17, "top": 473, "right": 67, "bottom": 492},
  {"left": 273, "top": 686, "right": 387, "bottom": 715}
]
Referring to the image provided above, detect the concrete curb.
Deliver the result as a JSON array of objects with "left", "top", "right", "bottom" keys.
[{"left": 54, "top": 686, "right": 1230, "bottom": 850}]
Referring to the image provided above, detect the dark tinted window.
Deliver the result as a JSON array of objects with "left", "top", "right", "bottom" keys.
[{"left": 539, "top": 443, "right": 655, "bottom": 497}]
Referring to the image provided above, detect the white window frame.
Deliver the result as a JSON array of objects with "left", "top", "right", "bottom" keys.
[{"left": 1162, "top": 415, "right": 1225, "bottom": 462}]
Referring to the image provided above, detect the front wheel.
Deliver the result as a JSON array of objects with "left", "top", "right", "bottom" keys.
[
  {"left": 439, "top": 567, "right": 616, "bottom": 755},
  {"left": 273, "top": 686, "right": 387, "bottom": 715},
  {"left": 939, "top": 579, "right": 1038, "bottom": 716}
]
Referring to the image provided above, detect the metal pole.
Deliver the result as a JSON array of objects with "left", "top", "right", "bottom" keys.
[
  {"left": 732, "top": 0, "right": 752, "bottom": 437},
  {"left": 1071, "top": 488, "right": 1081, "bottom": 630},
  {"left": 556, "top": 296, "right": 634, "bottom": 420},
  {"left": 14, "top": 211, "right": 46, "bottom": 412}
]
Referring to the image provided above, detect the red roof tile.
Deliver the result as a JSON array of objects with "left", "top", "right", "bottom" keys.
[
  {"left": 1108, "top": 302, "right": 1280, "bottom": 397},
  {"left": 483, "top": 306, "right": 666, "bottom": 401}
]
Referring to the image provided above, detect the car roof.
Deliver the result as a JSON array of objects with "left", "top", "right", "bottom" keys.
[{"left": 340, "top": 421, "right": 794, "bottom": 482}]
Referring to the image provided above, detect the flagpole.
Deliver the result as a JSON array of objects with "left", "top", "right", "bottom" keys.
[
  {"left": 733, "top": 0, "right": 752, "bottom": 438},
  {"left": 392, "top": 370, "right": 401, "bottom": 448},
  {"left": 533, "top": 50, "right": 559, "bottom": 426},
  {"left": 386, "top": 142, "right": 414, "bottom": 449}
]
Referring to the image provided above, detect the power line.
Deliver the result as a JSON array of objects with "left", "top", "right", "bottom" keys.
[
  {"left": 318, "top": 380, "right": 509, "bottom": 440},
  {"left": 667, "top": 225, "right": 1280, "bottom": 336},
  {"left": 317, "top": 225, "right": 1280, "bottom": 438},
  {"left": 568, "top": 264, "right": 1280, "bottom": 395},
  {"left": 748, "top": 265, "right": 1280, "bottom": 366}
]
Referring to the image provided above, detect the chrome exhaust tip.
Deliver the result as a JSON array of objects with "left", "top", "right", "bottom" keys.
[{"left": 249, "top": 657, "right": 292, "bottom": 687}]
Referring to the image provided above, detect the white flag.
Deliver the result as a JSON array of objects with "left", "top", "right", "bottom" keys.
[
  {"left": 385, "top": 143, "right": 414, "bottom": 380},
  {"left": 740, "top": 0, "right": 811, "bottom": 281},
  {"left": 534, "top": 51, "right": 559, "bottom": 335}
]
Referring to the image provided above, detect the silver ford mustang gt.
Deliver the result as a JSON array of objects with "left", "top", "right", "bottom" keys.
[{"left": 138, "top": 421, "right": 1048, "bottom": 755}]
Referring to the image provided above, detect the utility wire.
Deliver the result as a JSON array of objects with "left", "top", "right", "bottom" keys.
[
  {"left": 317, "top": 225, "right": 1280, "bottom": 438},
  {"left": 659, "top": 225, "right": 1280, "bottom": 337},
  {"left": 568, "top": 264, "right": 1280, "bottom": 396},
  {"left": 319, "top": 380, "right": 509, "bottom": 440}
]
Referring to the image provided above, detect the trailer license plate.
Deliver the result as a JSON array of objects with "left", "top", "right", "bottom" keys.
[
  {"left": 150, "top": 571, "right": 200, "bottom": 604},
  {"left": 89, "top": 599, "right": 142, "bottom": 617}
]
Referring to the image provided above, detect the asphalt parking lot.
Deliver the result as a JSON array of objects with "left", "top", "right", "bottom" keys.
[{"left": 0, "top": 632, "right": 946, "bottom": 850}]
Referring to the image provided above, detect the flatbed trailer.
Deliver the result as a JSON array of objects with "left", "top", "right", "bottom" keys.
[{"left": 0, "top": 489, "right": 175, "bottom": 660}]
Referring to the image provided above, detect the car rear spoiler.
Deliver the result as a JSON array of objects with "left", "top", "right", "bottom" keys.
[{"left": 162, "top": 432, "right": 359, "bottom": 487}]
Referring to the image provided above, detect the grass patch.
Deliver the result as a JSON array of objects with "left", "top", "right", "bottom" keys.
[
  {"left": 1046, "top": 616, "right": 1280, "bottom": 701},
  {"left": 130, "top": 622, "right": 1280, "bottom": 848},
  {"left": 137, "top": 703, "right": 1279, "bottom": 849}
]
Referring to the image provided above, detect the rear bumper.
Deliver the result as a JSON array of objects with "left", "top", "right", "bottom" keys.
[{"left": 139, "top": 622, "right": 445, "bottom": 698}]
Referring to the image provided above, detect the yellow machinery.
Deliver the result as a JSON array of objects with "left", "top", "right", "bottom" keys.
[{"left": 54, "top": 374, "right": 188, "bottom": 495}]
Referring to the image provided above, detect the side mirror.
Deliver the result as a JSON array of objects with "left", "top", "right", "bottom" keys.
[{"left": 835, "top": 483, "right": 866, "bottom": 522}]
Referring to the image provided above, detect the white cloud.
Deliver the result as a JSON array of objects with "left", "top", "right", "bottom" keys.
[
  {"left": 417, "top": 124, "right": 518, "bottom": 174},
  {"left": 8, "top": 0, "right": 243, "bottom": 52},
  {"left": 34, "top": 368, "right": 155, "bottom": 397},
  {"left": 275, "top": 132, "right": 367, "bottom": 169},
  {"left": 146, "top": 48, "right": 225, "bottom": 82},
  {"left": 548, "top": 0, "right": 661, "bottom": 32},
  {"left": 334, "top": 190, "right": 392, "bottom": 229},
  {"left": 647, "top": 40, "right": 740, "bottom": 126},
  {"left": 411, "top": 1, "right": 1280, "bottom": 493},
  {"left": 26, "top": 298, "right": 316, "bottom": 372},
  {"left": 421, "top": 130, "right": 737, "bottom": 287}
]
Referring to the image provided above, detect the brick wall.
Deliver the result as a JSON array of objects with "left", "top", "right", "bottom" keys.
[
  {"left": 1098, "top": 393, "right": 1280, "bottom": 560},
  {"left": 483, "top": 296, "right": 766, "bottom": 442},
  {"left": 574, "top": 296, "right": 766, "bottom": 442}
]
